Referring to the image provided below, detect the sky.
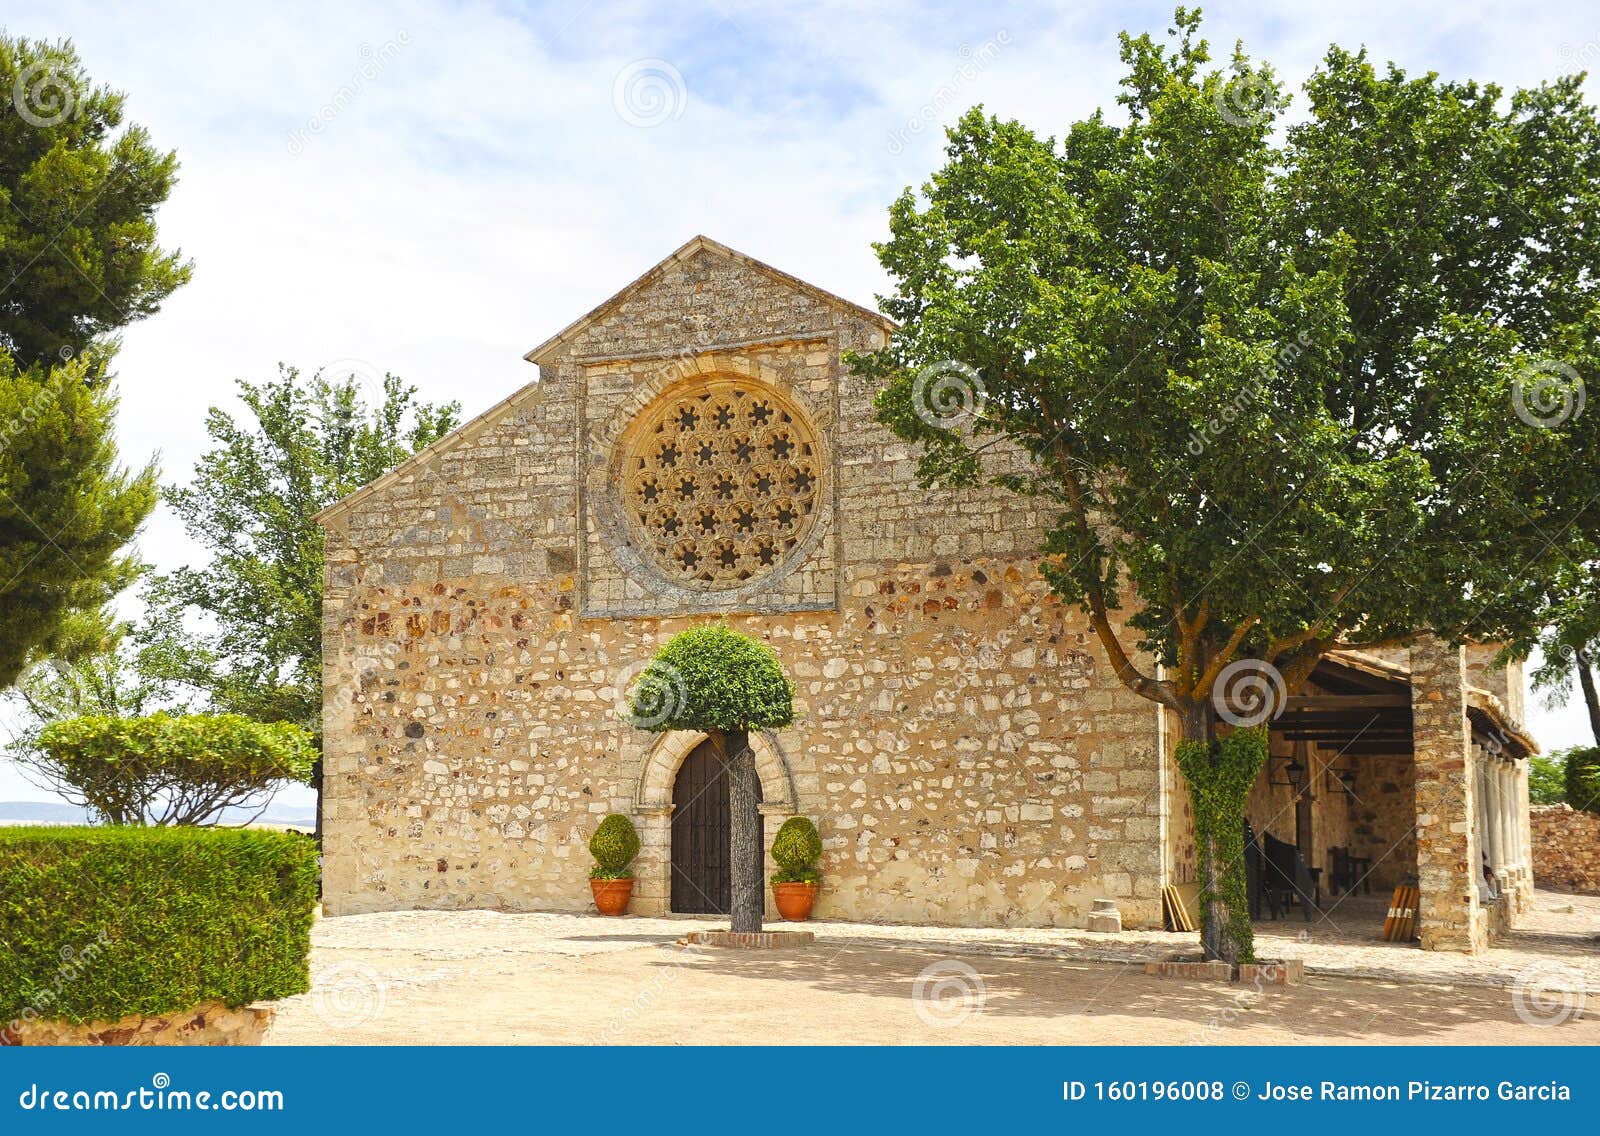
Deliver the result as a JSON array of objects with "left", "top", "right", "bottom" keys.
[{"left": 2, "top": 0, "right": 1598, "bottom": 805}]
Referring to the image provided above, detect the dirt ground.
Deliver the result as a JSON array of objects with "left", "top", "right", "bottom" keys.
[{"left": 267, "top": 893, "right": 1599, "bottom": 1046}]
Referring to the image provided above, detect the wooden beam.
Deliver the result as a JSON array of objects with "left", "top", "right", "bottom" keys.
[{"left": 1283, "top": 694, "right": 1412, "bottom": 710}]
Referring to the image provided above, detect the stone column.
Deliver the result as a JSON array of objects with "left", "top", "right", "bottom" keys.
[{"left": 1411, "top": 636, "right": 1487, "bottom": 954}]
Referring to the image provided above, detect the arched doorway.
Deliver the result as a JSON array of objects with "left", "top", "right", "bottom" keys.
[{"left": 670, "top": 737, "right": 764, "bottom": 914}]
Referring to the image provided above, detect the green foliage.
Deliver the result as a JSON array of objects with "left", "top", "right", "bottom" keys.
[
  {"left": 0, "top": 34, "right": 185, "bottom": 692},
  {"left": 1563, "top": 746, "right": 1600, "bottom": 814},
  {"left": 627, "top": 624, "right": 794, "bottom": 733},
  {"left": 771, "top": 866, "right": 822, "bottom": 885},
  {"left": 1528, "top": 751, "right": 1568, "bottom": 806},
  {"left": 0, "top": 35, "right": 191, "bottom": 369},
  {"left": 857, "top": 6, "right": 1596, "bottom": 713},
  {"left": 588, "top": 813, "right": 641, "bottom": 877},
  {"left": 150, "top": 367, "right": 459, "bottom": 735},
  {"left": 0, "top": 826, "right": 317, "bottom": 1030},
  {"left": 1177, "top": 728, "right": 1268, "bottom": 963},
  {"left": 770, "top": 816, "right": 822, "bottom": 877},
  {"left": 0, "top": 350, "right": 157, "bottom": 690},
  {"left": 31, "top": 712, "right": 316, "bottom": 826}
]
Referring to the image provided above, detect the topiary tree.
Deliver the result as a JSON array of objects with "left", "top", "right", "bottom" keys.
[
  {"left": 770, "top": 816, "right": 822, "bottom": 885},
  {"left": 589, "top": 814, "right": 641, "bottom": 879},
  {"left": 626, "top": 625, "right": 794, "bottom": 932},
  {"left": 27, "top": 712, "right": 315, "bottom": 826}
]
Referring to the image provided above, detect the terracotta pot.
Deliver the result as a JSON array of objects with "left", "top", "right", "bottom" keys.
[
  {"left": 590, "top": 877, "right": 634, "bottom": 916},
  {"left": 772, "top": 881, "right": 818, "bottom": 922}
]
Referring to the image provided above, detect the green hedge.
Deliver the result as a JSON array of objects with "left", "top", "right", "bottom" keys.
[
  {"left": 1565, "top": 746, "right": 1600, "bottom": 814},
  {"left": 0, "top": 826, "right": 318, "bottom": 1031}
]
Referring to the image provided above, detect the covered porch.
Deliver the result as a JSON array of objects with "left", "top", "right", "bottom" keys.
[{"left": 1242, "top": 640, "right": 1535, "bottom": 953}]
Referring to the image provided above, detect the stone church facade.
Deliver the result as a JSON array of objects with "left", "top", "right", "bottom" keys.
[{"left": 317, "top": 236, "right": 1535, "bottom": 951}]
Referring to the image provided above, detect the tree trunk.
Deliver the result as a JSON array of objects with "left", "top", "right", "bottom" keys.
[
  {"left": 1181, "top": 701, "right": 1227, "bottom": 962},
  {"left": 722, "top": 726, "right": 763, "bottom": 934},
  {"left": 1576, "top": 650, "right": 1600, "bottom": 747}
]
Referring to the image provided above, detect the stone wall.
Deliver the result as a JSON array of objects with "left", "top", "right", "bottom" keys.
[
  {"left": 319, "top": 241, "right": 1169, "bottom": 930},
  {"left": 4, "top": 1002, "right": 274, "bottom": 1047},
  {"left": 1531, "top": 804, "right": 1600, "bottom": 894}
]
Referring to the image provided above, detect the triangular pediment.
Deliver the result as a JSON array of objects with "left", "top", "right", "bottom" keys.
[{"left": 522, "top": 234, "right": 891, "bottom": 363}]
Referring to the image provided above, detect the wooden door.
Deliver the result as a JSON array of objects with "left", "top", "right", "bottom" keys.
[{"left": 670, "top": 737, "right": 763, "bottom": 914}]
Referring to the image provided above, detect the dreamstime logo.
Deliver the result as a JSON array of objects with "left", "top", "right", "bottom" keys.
[
  {"left": 2, "top": 930, "right": 111, "bottom": 1044},
  {"left": 1511, "top": 359, "right": 1586, "bottom": 429},
  {"left": 912, "top": 360, "right": 987, "bottom": 429},
  {"left": 886, "top": 31, "right": 1011, "bottom": 155},
  {"left": 317, "top": 356, "right": 391, "bottom": 409},
  {"left": 912, "top": 959, "right": 987, "bottom": 1027},
  {"left": 1511, "top": 961, "right": 1587, "bottom": 1027},
  {"left": 1211, "top": 659, "right": 1286, "bottom": 728},
  {"left": 614, "top": 660, "right": 687, "bottom": 728},
  {"left": 612, "top": 59, "right": 687, "bottom": 128},
  {"left": 311, "top": 963, "right": 388, "bottom": 1028},
  {"left": 286, "top": 33, "right": 411, "bottom": 155},
  {"left": 1215, "top": 70, "right": 1273, "bottom": 128},
  {"left": 11, "top": 58, "right": 80, "bottom": 127}
]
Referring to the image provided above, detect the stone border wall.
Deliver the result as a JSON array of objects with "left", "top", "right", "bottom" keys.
[
  {"left": 1531, "top": 804, "right": 1600, "bottom": 894},
  {"left": 3, "top": 1001, "right": 274, "bottom": 1046}
]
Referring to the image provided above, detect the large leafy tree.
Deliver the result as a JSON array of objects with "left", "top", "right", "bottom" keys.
[
  {"left": 0, "top": 350, "right": 156, "bottom": 688},
  {"left": 627, "top": 625, "right": 795, "bottom": 933},
  {"left": 1, "top": 36, "right": 191, "bottom": 368},
  {"left": 0, "top": 35, "right": 189, "bottom": 687},
  {"left": 858, "top": 9, "right": 1599, "bottom": 961},
  {"left": 150, "top": 366, "right": 460, "bottom": 733}
]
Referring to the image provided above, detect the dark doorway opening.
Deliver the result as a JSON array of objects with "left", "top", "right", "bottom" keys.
[{"left": 670, "top": 737, "right": 764, "bottom": 914}]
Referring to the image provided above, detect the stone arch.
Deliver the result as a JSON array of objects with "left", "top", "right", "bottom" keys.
[{"left": 636, "top": 729, "right": 796, "bottom": 815}]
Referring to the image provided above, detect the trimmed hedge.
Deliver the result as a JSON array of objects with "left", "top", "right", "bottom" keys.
[
  {"left": 770, "top": 816, "right": 822, "bottom": 884},
  {"left": 0, "top": 826, "right": 318, "bottom": 1030},
  {"left": 589, "top": 814, "right": 640, "bottom": 878}
]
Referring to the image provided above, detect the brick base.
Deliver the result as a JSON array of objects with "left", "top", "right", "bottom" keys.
[
  {"left": 1143, "top": 957, "right": 1303, "bottom": 985},
  {"left": 681, "top": 929, "right": 816, "bottom": 949}
]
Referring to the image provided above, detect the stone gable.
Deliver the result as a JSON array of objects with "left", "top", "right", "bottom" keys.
[{"left": 316, "top": 239, "right": 1172, "bottom": 929}]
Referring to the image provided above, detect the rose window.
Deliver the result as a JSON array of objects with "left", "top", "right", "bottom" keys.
[{"left": 621, "top": 383, "right": 820, "bottom": 587}]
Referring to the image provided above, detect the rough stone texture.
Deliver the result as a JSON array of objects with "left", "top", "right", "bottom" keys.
[
  {"left": 1531, "top": 804, "right": 1600, "bottom": 894},
  {"left": 318, "top": 239, "right": 1166, "bottom": 931},
  {"left": 1410, "top": 637, "right": 1487, "bottom": 954},
  {"left": 5, "top": 1002, "right": 274, "bottom": 1046}
]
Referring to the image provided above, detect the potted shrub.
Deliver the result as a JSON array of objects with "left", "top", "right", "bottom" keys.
[
  {"left": 588, "top": 814, "right": 640, "bottom": 916},
  {"left": 769, "top": 816, "right": 822, "bottom": 921}
]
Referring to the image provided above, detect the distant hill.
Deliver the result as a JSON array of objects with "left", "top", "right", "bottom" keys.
[{"left": 0, "top": 800, "right": 316, "bottom": 828}]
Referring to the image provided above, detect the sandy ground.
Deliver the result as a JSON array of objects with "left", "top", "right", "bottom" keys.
[{"left": 267, "top": 890, "right": 1598, "bottom": 1046}]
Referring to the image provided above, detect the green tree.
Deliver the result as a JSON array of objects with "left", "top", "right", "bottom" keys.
[
  {"left": 151, "top": 366, "right": 459, "bottom": 732},
  {"left": 626, "top": 625, "right": 794, "bottom": 933},
  {"left": 0, "top": 35, "right": 188, "bottom": 690},
  {"left": 0, "top": 351, "right": 156, "bottom": 688},
  {"left": 1528, "top": 751, "right": 1567, "bottom": 806},
  {"left": 1564, "top": 745, "right": 1600, "bottom": 814},
  {"left": 1, "top": 36, "right": 191, "bottom": 369},
  {"left": 1529, "top": 580, "right": 1600, "bottom": 747},
  {"left": 29, "top": 711, "right": 314, "bottom": 826},
  {"left": 857, "top": 9, "right": 1598, "bottom": 962}
]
